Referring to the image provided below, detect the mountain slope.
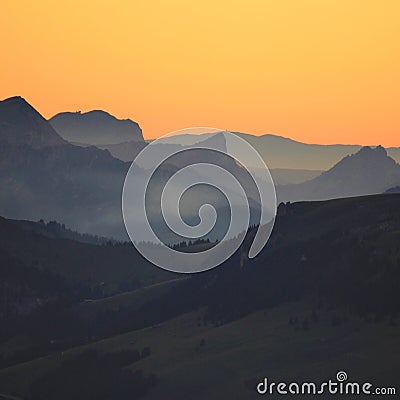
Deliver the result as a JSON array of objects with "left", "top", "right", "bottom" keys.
[
  {"left": 269, "top": 168, "right": 323, "bottom": 185},
  {"left": 1, "top": 194, "right": 400, "bottom": 399},
  {"left": 0, "top": 97, "right": 66, "bottom": 148},
  {"left": 236, "top": 132, "right": 400, "bottom": 169},
  {"left": 95, "top": 140, "right": 147, "bottom": 161},
  {"left": 8, "top": 218, "right": 111, "bottom": 244},
  {"left": 0, "top": 215, "right": 172, "bottom": 299},
  {"left": 50, "top": 110, "right": 144, "bottom": 145},
  {"left": 0, "top": 98, "right": 133, "bottom": 238},
  {"left": 277, "top": 146, "right": 400, "bottom": 202},
  {"left": 0, "top": 141, "right": 129, "bottom": 238},
  {"left": 0, "top": 100, "right": 253, "bottom": 241},
  {"left": 236, "top": 132, "right": 363, "bottom": 169}
]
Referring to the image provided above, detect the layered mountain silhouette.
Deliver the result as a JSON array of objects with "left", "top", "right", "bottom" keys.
[
  {"left": 0, "top": 96, "right": 67, "bottom": 148},
  {"left": 1, "top": 96, "right": 400, "bottom": 399},
  {"left": 1, "top": 96, "right": 400, "bottom": 241},
  {"left": 156, "top": 131, "right": 400, "bottom": 170},
  {"left": 0, "top": 99, "right": 250, "bottom": 241},
  {"left": 0, "top": 141, "right": 128, "bottom": 238},
  {"left": 46, "top": 108, "right": 400, "bottom": 172},
  {"left": 236, "top": 132, "right": 400, "bottom": 170},
  {"left": 277, "top": 145, "right": 400, "bottom": 202},
  {"left": 0, "top": 97, "right": 130, "bottom": 238},
  {"left": 50, "top": 110, "right": 144, "bottom": 145},
  {"left": 235, "top": 132, "right": 362, "bottom": 169}
]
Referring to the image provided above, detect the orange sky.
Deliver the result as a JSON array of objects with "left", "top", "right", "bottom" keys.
[{"left": 1, "top": 0, "right": 399, "bottom": 145}]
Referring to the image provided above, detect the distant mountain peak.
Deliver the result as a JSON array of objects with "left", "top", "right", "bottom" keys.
[
  {"left": 50, "top": 109, "right": 144, "bottom": 145},
  {"left": 324, "top": 145, "right": 398, "bottom": 179},
  {"left": 277, "top": 145, "right": 400, "bottom": 202},
  {"left": 1, "top": 96, "right": 41, "bottom": 113},
  {"left": 3, "top": 95, "right": 25, "bottom": 103},
  {"left": 357, "top": 145, "right": 387, "bottom": 157},
  {"left": 0, "top": 96, "right": 67, "bottom": 148}
]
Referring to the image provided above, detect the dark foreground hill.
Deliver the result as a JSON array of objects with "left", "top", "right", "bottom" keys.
[
  {"left": 8, "top": 218, "right": 111, "bottom": 245},
  {"left": 0, "top": 194, "right": 399, "bottom": 399},
  {"left": 0, "top": 215, "right": 172, "bottom": 308}
]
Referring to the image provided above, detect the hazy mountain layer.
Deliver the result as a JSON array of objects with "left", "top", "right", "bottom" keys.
[
  {"left": 277, "top": 146, "right": 400, "bottom": 203},
  {"left": 2, "top": 97, "right": 400, "bottom": 241},
  {"left": 50, "top": 110, "right": 144, "bottom": 145}
]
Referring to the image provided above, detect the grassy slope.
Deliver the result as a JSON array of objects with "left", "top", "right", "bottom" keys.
[
  {"left": 75, "top": 278, "right": 186, "bottom": 321},
  {"left": 1, "top": 194, "right": 400, "bottom": 399},
  {"left": 1, "top": 301, "right": 399, "bottom": 399}
]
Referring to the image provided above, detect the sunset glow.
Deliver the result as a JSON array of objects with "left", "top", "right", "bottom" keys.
[{"left": 1, "top": 0, "right": 399, "bottom": 145}]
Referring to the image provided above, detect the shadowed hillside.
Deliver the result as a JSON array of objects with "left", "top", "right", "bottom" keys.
[{"left": 0, "top": 194, "right": 399, "bottom": 399}]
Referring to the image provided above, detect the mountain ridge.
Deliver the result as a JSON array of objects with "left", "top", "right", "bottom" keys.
[
  {"left": 50, "top": 109, "right": 144, "bottom": 145},
  {"left": 0, "top": 96, "right": 67, "bottom": 148},
  {"left": 277, "top": 145, "right": 400, "bottom": 202}
]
